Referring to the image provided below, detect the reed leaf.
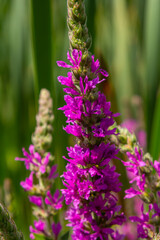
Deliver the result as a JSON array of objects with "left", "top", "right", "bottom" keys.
[
  {"left": 150, "top": 87, "right": 160, "bottom": 160},
  {"left": 30, "top": 0, "right": 53, "bottom": 97},
  {"left": 144, "top": 0, "right": 160, "bottom": 148},
  {"left": 112, "top": 0, "right": 133, "bottom": 119}
]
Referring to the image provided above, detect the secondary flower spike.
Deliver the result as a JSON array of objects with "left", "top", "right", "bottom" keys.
[
  {"left": 111, "top": 125, "right": 160, "bottom": 238},
  {"left": 58, "top": 48, "right": 125, "bottom": 239},
  {"left": 16, "top": 89, "right": 63, "bottom": 240}
]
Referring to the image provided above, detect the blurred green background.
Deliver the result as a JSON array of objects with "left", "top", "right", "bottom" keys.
[{"left": 0, "top": 0, "right": 159, "bottom": 239}]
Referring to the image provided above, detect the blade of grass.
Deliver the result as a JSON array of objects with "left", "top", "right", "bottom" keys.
[
  {"left": 30, "top": 0, "right": 53, "bottom": 97},
  {"left": 52, "top": 1, "right": 69, "bottom": 189},
  {"left": 112, "top": 0, "right": 133, "bottom": 119},
  {"left": 150, "top": 87, "right": 160, "bottom": 160},
  {"left": 86, "top": 0, "right": 96, "bottom": 52},
  {"left": 144, "top": 0, "right": 160, "bottom": 148},
  {"left": 30, "top": 0, "right": 68, "bottom": 182},
  {"left": 6, "top": 0, "right": 32, "bottom": 237}
]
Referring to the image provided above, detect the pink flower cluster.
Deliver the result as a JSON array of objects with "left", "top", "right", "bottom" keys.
[
  {"left": 57, "top": 49, "right": 125, "bottom": 239},
  {"left": 16, "top": 145, "right": 63, "bottom": 239},
  {"left": 121, "top": 145, "right": 160, "bottom": 238}
]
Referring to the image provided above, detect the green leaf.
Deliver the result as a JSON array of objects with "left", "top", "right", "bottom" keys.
[
  {"left": 150, "top": 88, "right": 160, "bottom": 160},
  {"left": 60, "top": 231, "right": 70, "bottom": 240},
  {"left": 86, "top": 0, "right": 96, "bottom": 52},
  {"left": 30, "top": 0, "right": 54, "bottom": 98},
  {"left": 112, "top": 0, "right": 133, "bottom": 119},
  {"left": 144, "top": 0, "right": 160, "bottom": 147}
]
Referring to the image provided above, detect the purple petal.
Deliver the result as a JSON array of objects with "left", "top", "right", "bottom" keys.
[
  {"left": 57, "top": 61, "right": 72, "bottom": 68},
  {"left": 29, "top": 145, "right": 34, "bottom": 154},
  {"left": 48, "top": 165, "right": 58, "bottom": 179},
  {"left": 63, "top": 88, "right": 79, "bottom": 95},
  {"left": 20, "top": 171, "right": 34, "bottom": 191},
  {"left": 58, "top": 72, "right": 74, "bottom": 88},
  {"left": 52, "top": 222, "right": 62, "bottom": 237},
  {"left": 124, "top": 188, "right": 141, "bottom": 198},
  {"left": 34, "top": 220, "right": 45, "bottom": 231},
  {"left": 43, "top": 153, "right": 50, "bottom": 165},
  {"left": 67, "top": 51, "right": 75, "bottom": 66},
  {"left": 98, "top": 69, "right": 109, "bottom": 77},
  {"left": 29, "top": 196, "right": 42, "bottom": 208}
]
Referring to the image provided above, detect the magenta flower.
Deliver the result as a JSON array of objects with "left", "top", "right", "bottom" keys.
[
  {"left": 29, "top": 220, "right": 45, "bottom": 239},
  {"left": 91, "top": 55, "right": 109, "bottom": 77},
  {"left": 121, "top": 147, "right": 146, "bottom": 198},
  {"left": 58, "top": 49, "right": 125, "bottom": 239},
  {"left": 29, "top": 196, "right": 43, "bottom": 208},
  {"left": 48, "top": 165, "right": 59, "bottom": 179},
  {"left": 152, "top": 203, "right": 160, "bottom": 218},
  {"left": 120, "top": 143, "right": 160, "bottom": 237},
  {"left": 153, "top": 160, "right": 160, "bottom": 176},
  {"left": 52, "top": 222, "right": 62, "bottom": 238},
  {"left": 124, "top": 188, "right": 142, "bottom": 199},
  {"left": 130, "top": 204, "right": 153, "bottom": 239},
  {"left": 16, "top": 145, "right": 63, "bottom": 239},
  {"left": 15, "top": 145, "right": 50, "bottom": 174},
  {"left": 15, "top": 145, "right": 36, "bottom": 170},
  {"left": 20, "top": 171, "right": 34, "bottom": 191},
  {"left": 45, "top": 190, "right": 64, "bottom": 210},
  {"left": 57, "top": 49, "right": 82, "bottom": 69}
]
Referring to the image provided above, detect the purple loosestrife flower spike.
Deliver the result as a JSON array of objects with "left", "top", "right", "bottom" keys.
[
  {"left": 16, "top": 89, "right": 63, "bottom": 240},
  {"left": 58, "top": 2, "right": 125, "bottom": 239},
  {"left": 111, "top": 125, "right": 160, "bottom": 238}
]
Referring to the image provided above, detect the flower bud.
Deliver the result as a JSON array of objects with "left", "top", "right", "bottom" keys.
[{"left": 140, "top": 192, "right": 154, "bottom": 204}]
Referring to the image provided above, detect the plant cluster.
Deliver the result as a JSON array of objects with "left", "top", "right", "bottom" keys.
[{"left": 0, "top": 1, "right": 159, "bottom": 240}]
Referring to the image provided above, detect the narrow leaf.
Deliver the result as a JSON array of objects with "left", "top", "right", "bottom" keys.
[
  {"left": 144, "top": 0, "right": 160, "bottom": 147},
  {"left": 150, "top": 88, "right": 160, "bottom": 160},
  {"left": 30, "top": 0, "right": 54, "bottom": 96}
]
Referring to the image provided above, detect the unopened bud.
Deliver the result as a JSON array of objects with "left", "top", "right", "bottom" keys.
[
  {"left": 32, "top": 89, "right": 54, "bottom": 155},
  {"left": 140, "top": 165, "right": 153, "bottom": 174},
  {"left": 140, "top": 192, "right": 154, "bottom": 204},
  {"left": 118, "top": 134, "right": 127, "bottom": 144},
  {"left": 143, "top": 153, "right": 153, "bottom": 163}
]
